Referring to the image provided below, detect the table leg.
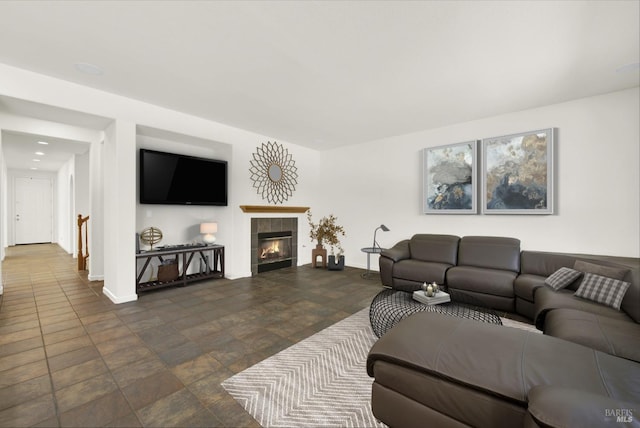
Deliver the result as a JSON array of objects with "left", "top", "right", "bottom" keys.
[{"left": 362, "top": 252, "right": 378, "bottom": 279}]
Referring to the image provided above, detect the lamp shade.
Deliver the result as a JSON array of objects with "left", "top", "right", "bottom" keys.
[
  {"left": 200, "top": 222, "right": 218, "bottom": 243},
  {"left": 200, "top": 223, "right": 218, "bottom": 234}
]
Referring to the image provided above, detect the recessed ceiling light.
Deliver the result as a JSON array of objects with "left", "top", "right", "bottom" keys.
[
  {"left": 30, "top": 167, "right": 38, "bottom": 170},
  {"left": 37, "top": 141, "right": 49, "bottom": 145},
  {"left": 35, "top": 151, "right": 45, "bottom": 155},
  {"left": 32, "top": 159, "right": 41, "bottom": 162},
  {"left": 616, "top": 62, "right": 640, "bottom": 73},
  {"left": 74, "top": 62, "right": 104, "bottom": 75}
]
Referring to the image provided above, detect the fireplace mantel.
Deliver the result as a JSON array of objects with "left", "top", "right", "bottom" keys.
[{"left": 240, "top": 205, "right": 309, "bottom": 214}]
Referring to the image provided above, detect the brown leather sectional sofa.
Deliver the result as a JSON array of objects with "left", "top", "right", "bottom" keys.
[{"left": 368, "top": 234, "right": 640, "bottom": 427}]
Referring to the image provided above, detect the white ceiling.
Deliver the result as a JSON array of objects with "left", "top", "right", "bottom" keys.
[
  {"left": 1, "top": 130, "right": 90, "bottom": 172},
  {"left": 0, "top": 0, "right": 638, "bottom": 170}
]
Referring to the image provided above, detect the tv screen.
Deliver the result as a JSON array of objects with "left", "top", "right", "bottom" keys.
[{"left": 140, "top": 149, "right": 228, "bottom": 206}]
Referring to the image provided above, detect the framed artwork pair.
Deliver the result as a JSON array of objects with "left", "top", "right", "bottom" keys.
[{"left": 422, "top": 128, "right": 554, "bottom": 215}]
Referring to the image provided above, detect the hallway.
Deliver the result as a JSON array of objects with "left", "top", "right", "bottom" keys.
[{"left": 0, "top": 244, "right": 381, "bottom": 427}]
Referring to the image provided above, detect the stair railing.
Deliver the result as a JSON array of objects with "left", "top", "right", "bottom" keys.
[{"left": 77, "top": 214, "right": 90, "bottom": 271}]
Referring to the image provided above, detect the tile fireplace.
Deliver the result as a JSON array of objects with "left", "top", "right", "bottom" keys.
[{"left": 251, "top": 218, "right": 298, "bottom": 275}]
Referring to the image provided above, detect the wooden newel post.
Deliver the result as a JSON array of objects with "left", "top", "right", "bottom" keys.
[{"left": 77, "top": 214, "right": 90, "bottom": 271}]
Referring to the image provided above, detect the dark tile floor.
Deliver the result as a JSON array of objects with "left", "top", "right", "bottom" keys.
[{"left": 0, "top": 244, "right": 384, "bottom": 427}]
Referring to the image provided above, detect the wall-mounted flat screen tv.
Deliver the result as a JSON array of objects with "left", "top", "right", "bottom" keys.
[{"left": 140, "top": 149, "right": 228, "bottom": 206}]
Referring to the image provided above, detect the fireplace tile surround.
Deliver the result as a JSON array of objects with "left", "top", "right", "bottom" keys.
[{"left": 251, "top": 217, "right": 298, "bottom": 275}]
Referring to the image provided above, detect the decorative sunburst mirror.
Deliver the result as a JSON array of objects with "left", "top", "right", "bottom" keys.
[{"left": 249, "top": 141, "right": 298, "bottom": 204}]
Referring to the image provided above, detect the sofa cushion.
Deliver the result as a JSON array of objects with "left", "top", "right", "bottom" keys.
[
  {"left": 447, "top": 266, "right": 516, "bottom": 298},
  {"left": 545, "top": 267, "right": 583, "bottom": 291},
  {"left": 408, "top": 234, "right": 459, "bottom": 265},
  {"left": 574, "top": 273, "right": 630, "bottom": 311},
  {"left": 574, "top": 260, "right": 629, "bottom": 280},
  {"left": 544, "top": 309, "right": 640, "bottom": 363},
  {"left": 457, "top": 236, "right": 521, "bottom": 272},
  {"left": 393, "top": 259, "right": 451, "bottom": 285},
  {"left": 520, "top": 251, "right": 583, "bottom": 280},
  {"left": 534, "top": 287, "right": 632, "bottom": 330},
  {"left": 514, "top": 274, "right": 546, "bottom": 302}
]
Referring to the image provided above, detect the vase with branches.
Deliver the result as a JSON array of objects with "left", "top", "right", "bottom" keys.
[{"left": 307, "top": 210, "right": 345, "bottom": 256}]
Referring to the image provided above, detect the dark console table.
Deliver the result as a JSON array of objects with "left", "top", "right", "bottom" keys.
[{"left": 135, "top": 244, "right": 224, "bottom": 293}]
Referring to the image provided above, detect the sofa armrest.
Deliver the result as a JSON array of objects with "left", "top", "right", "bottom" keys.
[
  {"left": 527, "top": 385, "right": 640, "bottom": 428},
  {"left": 380, "top": 239, "right": 410, "bottom": 262}
]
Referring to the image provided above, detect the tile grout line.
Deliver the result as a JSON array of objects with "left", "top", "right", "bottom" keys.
[{"left": 32, "top": 265, "right": 63, "bottom": 428}]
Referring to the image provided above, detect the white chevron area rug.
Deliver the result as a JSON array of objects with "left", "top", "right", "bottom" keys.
[{"left": 221, "top": 307, "right": 384, "bottom": 428}]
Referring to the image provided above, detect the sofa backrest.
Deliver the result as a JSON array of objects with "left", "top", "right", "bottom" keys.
[
  {"left": 409, "top": 234, "right": 460, "bottom": 265},
  {"left": 521, "top": 251, "right": 640, "bottom": 323},
  {"left": 457, "top": 236, "right": 521, "bottom": 272}
]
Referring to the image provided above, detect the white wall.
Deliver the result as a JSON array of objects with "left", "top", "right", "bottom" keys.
[
  {"left": 0, "top": 131, "right": 4, "bottom": 294},
  {"left": 56, "top": 157, "right": 73, "bottom": 253},
  {"left": 88, "top": 137, "right": 105, "bottom": 281},
  {"left": 316, "top": 88, "right": 639, "bottom": 270},
  {"left": 56, "top": 152, "right": 89, "bottom": 256}
]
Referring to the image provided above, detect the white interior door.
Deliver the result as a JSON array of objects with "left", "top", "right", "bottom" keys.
[{"left": 15, "top": 177, "right": 53, "bottom": 244}]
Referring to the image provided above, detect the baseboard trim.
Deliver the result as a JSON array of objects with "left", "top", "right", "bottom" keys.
[
  {"left": 102, "top": 287, "right": 137, "bottom": 304},
  {"left": 225, "top": 271, "right": 252, "bottom": 280}
]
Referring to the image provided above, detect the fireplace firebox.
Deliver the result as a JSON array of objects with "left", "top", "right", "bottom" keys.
[
  {"left": 257, "top": 231, "right": 293, "bottom": 273},
  {"left": 251, "top": 217, "right": 298, "bottom": 275}
]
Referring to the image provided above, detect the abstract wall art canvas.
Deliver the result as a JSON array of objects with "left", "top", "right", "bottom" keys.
[
  {"left": 481, "top": 128, "right": 554, "bottom": 214},
  {"left": 423, "top": 141, "right": 478, "bottom": 214}
]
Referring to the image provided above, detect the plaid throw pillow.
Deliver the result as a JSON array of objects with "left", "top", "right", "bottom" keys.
[
  {"left": 574, "top": 272, "right": 631, "bottom": 310},
  {"left": 545, "top": 267, "right": 583, "bottom": 291}
]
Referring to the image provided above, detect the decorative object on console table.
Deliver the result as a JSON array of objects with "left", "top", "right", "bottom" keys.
[
  {"left": 200, "top": 222, "right": 218, "bottom": 243},
  {"left": 307, "top": 210, "right": 346, "bottom": 269},
  {"left": 249, "top": 141, "right": 298, "bottom": 204},
  {"left": 481, "top": 128, "right": 555, "bottom": 214},
  {"left": 157, "top": 258, "right": 179, "bottom": 283},
  {"left": 423, "top": 141, "right": 478, "bottom": 214},
  {"left": 140, "top": 226, "right": 163, "bottom": 250}
]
